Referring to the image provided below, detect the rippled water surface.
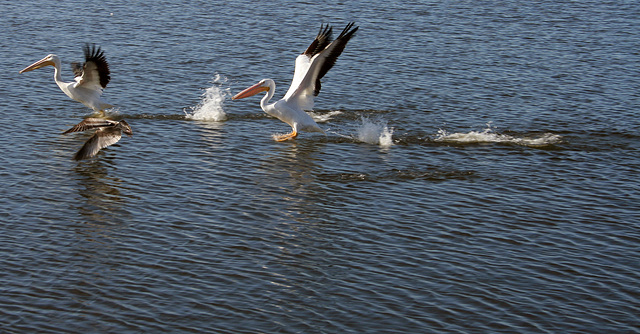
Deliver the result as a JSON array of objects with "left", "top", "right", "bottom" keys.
[{"left": 2, "top": 1, "right": 639, "bottom": 333}]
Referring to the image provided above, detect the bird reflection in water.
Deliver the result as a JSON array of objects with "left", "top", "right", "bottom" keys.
[
  {"left": 73, "top": 158, "right": 130, "bottom": 226},
  {"left": 64, "top": 159, "right": 132, "bottom": 308},
  {"left": 260, "top": 140, "right": 330, "bottom": 225}
]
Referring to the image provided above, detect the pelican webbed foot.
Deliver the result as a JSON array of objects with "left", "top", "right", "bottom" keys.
[{"left": 273, "top": 130, "right": 298, "bottom": 142}]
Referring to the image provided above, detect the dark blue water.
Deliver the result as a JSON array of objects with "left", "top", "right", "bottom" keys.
[{"left": 1, "top": 1, "right": 639, "bottom": 333}]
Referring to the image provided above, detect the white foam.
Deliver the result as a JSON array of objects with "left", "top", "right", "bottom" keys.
[
  {"left": 184, "top": 74, "right": 229, "bottom": 121},
  {"left": 104, "top": 107, "right": 121, "bottom": 116},
  {"left": 308, "top": 110, "right": 342, "bottom": 123},
  {"left": 435, "top": 123, "right": 562, "bottom": 147},
  {"left": 357, "top": 116, "right": 394, "bottom": 147}
]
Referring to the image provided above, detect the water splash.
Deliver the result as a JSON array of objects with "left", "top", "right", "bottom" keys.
[
  {"left": 184, "top": 74, "right": 229, "bottom": 121},
  {"left": 105, "top": 107, "right": 121, "bottom": 116},
  {"left": 435, "top": 123, "right": 562, "bottom": 147},
  {"left": 357, "top": 116, "right": 394, "bottom": 147}
]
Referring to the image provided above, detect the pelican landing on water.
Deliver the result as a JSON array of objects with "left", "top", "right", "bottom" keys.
[
  {"left": 20, "top": 44, "right": 113, "bottom": 115},
  {"left": 63, "top": 118, "right": 132, "bottom": 161},
  {"left": 232, "top": 22, "right": 359, "bottom": 141}
]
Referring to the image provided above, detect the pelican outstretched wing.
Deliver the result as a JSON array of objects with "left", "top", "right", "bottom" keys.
[
  {"left": 283, "top": 22, "right": 358, "bottom": 111},
  {"left": 63, "top": 118, "right": 116, "bottom": 134},
  {"left": 73, "top": 44, "right": 111, "bottom": 91},
  {"left": 74, "top": 127, "right": 123, "bottom": 160}
]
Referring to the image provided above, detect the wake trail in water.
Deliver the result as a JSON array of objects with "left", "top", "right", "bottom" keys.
[
  {"left": 435, "top": 123, "right": 562, "bottom": 147},
  {"left": 184, "top": 74, "right": 229, "bottom": 121}
]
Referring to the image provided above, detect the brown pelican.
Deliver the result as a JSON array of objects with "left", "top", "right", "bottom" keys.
[{"left": 63, "top": 118, "right": 132, "bottom": 160}]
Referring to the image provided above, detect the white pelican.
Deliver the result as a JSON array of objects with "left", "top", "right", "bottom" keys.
[
  {"left": 232, "top": 22, "right": 359, "bottom": 141},
  {"left": 20, "top": 44, "right": 113, "bottom": 115},
  {"left": 63, "top": 118, "right": 132, "bottom": 160}
]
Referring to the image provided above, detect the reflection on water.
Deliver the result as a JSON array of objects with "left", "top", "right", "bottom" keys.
[
  {"left": 73, "top": 158, "right": 128, "bottom": 225},
  {"left": 192, "top": 119, "right": 227, "bottom": 150},
  {"left": 260, "top": 141, "right": 326, "bottom": 211},
  {"left": 253, "top": 140, "right": 351, "bottom": 331},
  {"left": 3, "top": 0, "right": 640, "bottom": 332}
]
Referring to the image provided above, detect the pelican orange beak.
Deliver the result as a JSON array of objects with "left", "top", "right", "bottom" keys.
[
  {"left": 232, "top": 81, "right": 270, "bottom": 100},
  {"left": 19, "top": 55, "right": 55, "bottom": 74}
]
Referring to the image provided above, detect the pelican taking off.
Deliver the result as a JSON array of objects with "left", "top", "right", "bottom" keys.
[
  {"left": 20, "top": 44, "right": 113, "bottom": 115},
  {"left": 232, "top": 22, "right": 359, "bottom": 141},
  {"left": 63, "top": 118, "right": 132, "bottom": 160}
]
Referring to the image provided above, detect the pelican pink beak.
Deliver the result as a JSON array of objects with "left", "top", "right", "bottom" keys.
[
  {"left": 19, "top": 55, "right": 55, "bottom": 74},
  {"left": 232, "top": 81, "right": 270, "bottom": 100}
]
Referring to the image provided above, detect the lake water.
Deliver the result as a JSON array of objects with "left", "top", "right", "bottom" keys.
[{"left": 1, "top": 0, "right": 639, "bottom": 333}]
